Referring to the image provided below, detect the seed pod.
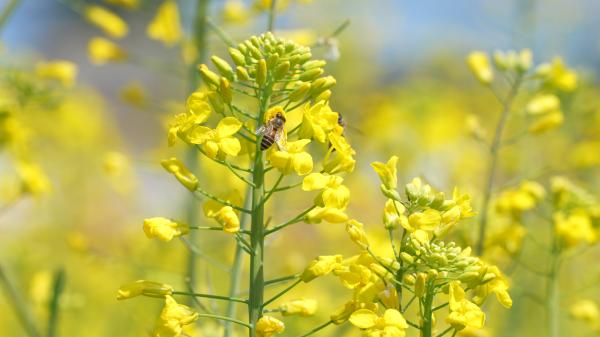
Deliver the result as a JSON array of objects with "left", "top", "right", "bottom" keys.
[
  {"left": 288, "top": 82, "right": 311, "bottom": 102},
  {"left": 236, "top": 66, "right": 250, "bottom": 81},
  {"left": 198, "top": 64, "right": 220, "bottom": 87},
  {"left": 219, "top": 77, "right": 232, "bottom": 104},
  {"left": 228, "top": 48, "right": 246, "bottom": 66},
  {"left": 256, "top": 59, "right": 267, "bottom": 86},
  {"left": 211, "top": 56, "right": 234, "bottom": 80},
  {"left": 273, "top": 61, "right": 290, "bottom": 80}
]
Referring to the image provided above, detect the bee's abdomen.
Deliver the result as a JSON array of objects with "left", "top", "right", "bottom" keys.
[{"left": 261, "top": 135, "right": 275, "bottom": 150}]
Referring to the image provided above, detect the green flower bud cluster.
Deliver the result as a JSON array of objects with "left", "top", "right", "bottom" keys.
[
  {"left": 401, "top": 238, "right": 480, "bottom": 283},
  {"left": 197, "top": 32, "right": 334, "bottom": 112}
]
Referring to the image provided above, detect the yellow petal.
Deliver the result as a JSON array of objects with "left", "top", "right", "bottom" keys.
[
  {"left": 219, "top": 137, "right": 241, "bottom": 156},
  {"left": 292, "top": 152, "right": 313, "bottom": 175},
  {"left": 216, "top": 116, "right": 243, "bottom": 138},
  {"left": 302, "top": 173, "right": 330, "bottom": 191},
  {"left": 348, "top": 309, "right": 378, "bottom": 329}
]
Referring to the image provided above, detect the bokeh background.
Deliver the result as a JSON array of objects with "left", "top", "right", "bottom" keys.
[{"left": 1, "top": 0, "right": 599, "bottom": 336}]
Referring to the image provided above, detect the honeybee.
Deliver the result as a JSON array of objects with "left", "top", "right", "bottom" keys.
[{"left": 255, "top": 111, "right": 287, "bottom": 151}]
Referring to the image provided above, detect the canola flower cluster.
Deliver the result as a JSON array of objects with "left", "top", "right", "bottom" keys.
[{"left": 118, "top": 33, "right": 359, "bottom": 337}]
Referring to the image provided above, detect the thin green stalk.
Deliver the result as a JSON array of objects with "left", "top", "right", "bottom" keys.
[
  {"left": 0, "top": 266, "right": 43, "bottom": 337},
  {"left": 476, "top": 75, "right": 523, "bottom": 255},
  {"left": 264, "top": 273, "right": 300, "bottom": 286},
  {"left": 265, "top": 206, "right": 315, "bottom": 235},
  {"left": 435, "top": 326, "right": 453, "bottom": 337},
  {"left": 0, "top": 0, "right": 21, "bottom": 34},
  {"left": 197, "top": 313, "right": 253, "bottom": 328},
  {"left": 193, "top": 187, "right": 252, "bottom": 214},
  {"left": 262, "top": 279, "right": 301, "bottom": 308},
  {"left": 47, "top": 268, "right": 66, "bottom": 337},
  {"left": 295, "top": 320, "right": 333, "bottom": 337},
  {"left": 185, "top": 0, "right": 211, "bottom": 310},
  {"left": 206, "top": 18, "right": 235, "bottom": 47},
  {"left": 172, "top": 291, "right": 247, "bottom": 303},
  {"left": 224, "top": 187, "right": 253, "bottom": 337}
]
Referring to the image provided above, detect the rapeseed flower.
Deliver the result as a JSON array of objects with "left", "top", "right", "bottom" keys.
[{"left": 143, "top": 217, "right": 189, "bottom": 242}]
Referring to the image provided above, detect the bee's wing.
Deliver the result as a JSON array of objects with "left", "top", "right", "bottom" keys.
[
  {"left": 274, "top": 129, "right": 287, "bottom": 151},
  {"left": 255, "top": 123, "right": 270, "bottom": 136}
]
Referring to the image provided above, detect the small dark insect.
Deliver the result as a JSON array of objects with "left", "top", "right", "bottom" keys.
[{"left": 255, "top": 112, "right": 287, "bottom": 150}]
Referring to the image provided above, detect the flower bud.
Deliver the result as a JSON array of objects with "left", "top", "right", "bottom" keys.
[
  {"left": 143, "top": 217, "right": 189, "bottom": 242},
  {"left": 415, "top": 273, "right": 427, "bottom": 297},
  {"left": 299, "top": 68, "right": 324, "bottom": 81},
  {"left": 198, "top": 64, "right": 220, "bottom": 87},
  {"left": 279, "top": 298, "right": 318, "bottom": 316},
  {"left": 211, "top": 55, "right": 234, "bottom": 80},
  {"left": 236, "top": 66, "right": 250, "bottom": 81},
  {"left": 288, "top": 82, "right": 311, "bottom": 102},
  {"left": 228, "top": 47, "right": 246, "bottom": 66},
  {"left": 467, "top": 51, "right": 494, "bottom": 84},
  {"left": 117, "top": 280, "right": 173, "bottom": 300},
  {"left": 400, "top": 252, "right": 414, "bottom": 264},
  {"left": 219, "top": 77, "right": 232, "bottom": 104},
  {"left": 256, "top": 316, "right": 285, "bottom": 337},
  {"left": 403, "top": 274, "right": 416, "bottom": 285},
  {"left": 303, "top": 60, "right": 326, "bottom": 70},
  {"left": 273, "top": 61, "right": 290, "bottom": 80},
  {"left": 161, "top": 157, "right": 198, "bottom": 191},
  {"left": 256, "top": 59, "right": 267, "bottom": 86}
]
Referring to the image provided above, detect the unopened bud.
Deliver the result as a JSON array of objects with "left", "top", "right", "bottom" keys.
[
  {"left": 256, "top": 59, "right": 267, "bottom": 86},
  {"left": 198, "top": 64, "right": 220, "bottom": 87},
  {"left": 211, "top": 56, "right": 234, "bottom": 80}
]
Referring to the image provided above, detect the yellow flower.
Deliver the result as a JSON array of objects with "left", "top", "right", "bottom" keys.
[
  {"left": 536, "top": 57, "right": 577, "bottom": 92},
  {"left": 35, "top": 60, "right": 77, "bottom": 87},
  {"left": 88, "top": 37, "right": 127, "bottom": 65},
  {"left": 495, "top": 181, "right": 545, "bottom": 217},
  {"left": 346, "top": 219, "right": 369, "bottom": 248},
  {"left": 301, "top": 255, "right": 343, "bottom": 282},
  {"left": 255, "top": 316, "right": 284, "bottom": 337},
  {"left": 383, "top": 199, "right": 407, "bottom": 230},
  {"left": 168, "top": 91, "right": 212, "bottom": 146},
  {"left": 120, "top": 82, "right": 147, "bottom": 108},
  {"left": 187, "top": 117, "right": 243, "bottom": 158},
  {"left": 554, "top": 211, "right": 596, "bottom": 248},
  {"left": 203, "top": 191, "right": 242, "bottom": 233},
  {"left": 406, "top": 208, "right": 441, "bottom": 241},
  {"left": 467, "top": 51, "right": 493, "bottom": 84},
  {"left": 153, "top": 296, "right": 198, "bottom": 337},
  {"left": 472, "top": 266, "right": 512, "bottom": 308},
  {"left": 147, "top": 0, "right": 182, "bottom": 46},
  {"left": 143, "top": 217, "right": 189, "bottom": 242},
  {"left": 323, "top": 132, "right": 355, "bottom": 174},
  {"left": 84, "top": 5, "right": 129, "bottom": 39},
  {"left": 349, "top": 309, "right": 408, "bottom": 337},
  {"left": 16, "top": 161, "right": 51, "bottom": 197},
  {"left": 117, "top": 280, "right": 173, "bottom": 300},
  {"left": 161, "top": 158, "right": 199, "bottom": 191},
  {"left": 330, "top": 300, "right": 379, "bottom": 324},
  {"left": 222, "top": 0, "right": 249, "bottom": 24},
  {"left": 529, "top": 111, "right": 564, "bottom": 134},
  {"left": 526, "top": 94, "right": 560, "bottom": 115},
  {"left": 569, "top": 299, "right": 599, "bottom": 324},
  {"left": 302, "top": 173, "right": 349, "bottom": 209},
  {"left": 104, "top": 0, "right": 140, "bottom": 10},
  {"left": 371, "top": 155, "right": 398, "bottom": 191},
  {"left": 447, "top": 281, "right": 486, "bottom": 330},
  {"left": 298, "top": 101, "right": 341, "bottom": 143},
  {"left": 268, "top": 139, "right": 313, "bottom": 175},
  {"left": 493, "top": 49, "right": 532, "bottom": 72},
  {"left": 279, "top": 298, "right": 318, "bottom": 316},
  {"left": 305, "top": 206, "right": 348, "bottom": 224}
]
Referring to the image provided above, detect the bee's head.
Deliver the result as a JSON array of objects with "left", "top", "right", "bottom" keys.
[{"left": 276, "top": 112, "right": 286, "bottom": 122}]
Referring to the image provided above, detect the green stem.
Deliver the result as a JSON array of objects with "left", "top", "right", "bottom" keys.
[
  {"left": 476, "top": 75, "right": 523, "bottom": 255},
  {"left": 0, "top": 0, "right": 21, "bottom": 34},
  {"left": 224, "top": 187, "right": 252, "bottom": 337},
  {"left": 547, "top": 232, "right": 561, "bottom": 337},
  {"left": 267, "top": 0, "right": 277, "bottom": 32},
  {"left": 0, "top": 265, "right": 43, "bottom": 337},
  {"left": 47, "top": 268, "right": 66, "bottom": 337},
  {"left": 421, "top": 283, "right": 435, "bottom": 337},
  {"left": 193, "top": 187, "right": 252, "bottom": 214},
  {"left": 206, "top": 17, "right": 235, "bottom": 47},
  {"left": 295, "top": 320, "right": 333, "bottom": 337},
  {"left": 248, "top": 80, "right": 272, "bottom": 337},
  {"left": 262, "top": 279, "right": 301, "bottom": 308},
  {"left": 435, "top": 326, "right": 453, "bottom": 337},
  {"left": 197, "top": 313, "right": 252, "bottom": 328},
  {"left": 173, "top": 291, "right": 247, "bottom": 303}
]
